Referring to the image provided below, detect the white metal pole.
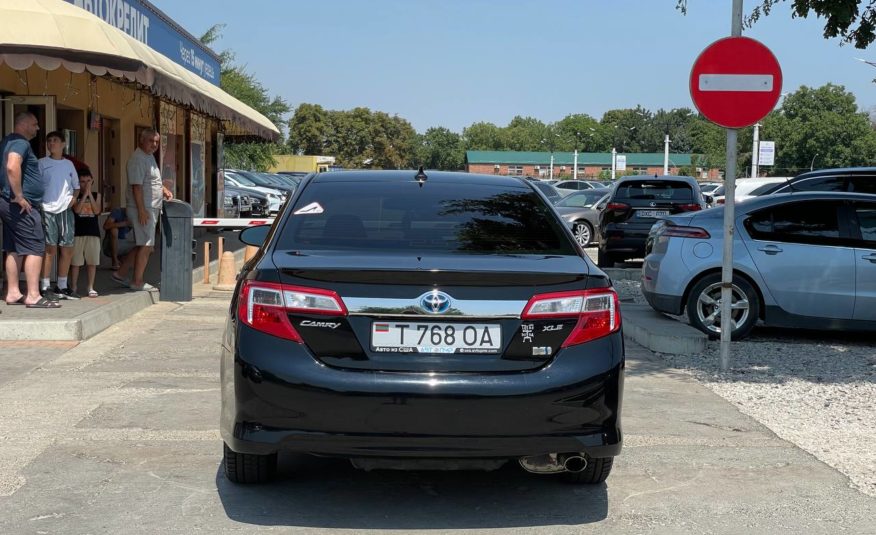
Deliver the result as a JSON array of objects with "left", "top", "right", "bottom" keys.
[
  {"left": 721, "top": 0, "right": 744, "bottom": 372},
  {"left": 751, "top": 123, "right": 760, "bottom": 178},
  {"left": 573, "top": 150, "right": 578, "bottom": 180},
  {"left": 663, "top": 135, "right": 670, "bottom": 175},
  {"left": 611, "top": 147, "right": 617, "bottom": 180},
  {"left": 549, "top": 154, "right": 554, "bottom": 180}
]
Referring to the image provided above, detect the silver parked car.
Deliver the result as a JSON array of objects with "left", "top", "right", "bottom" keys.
[
  {"left": 553, "top": 189, "right": 610, "bottom": 247},
  {"left": 642, "top": 192, "right": 876, "bottom": 339}
]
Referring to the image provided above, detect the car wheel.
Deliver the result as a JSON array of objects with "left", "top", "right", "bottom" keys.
[
  {"left": 573, "top": 221, "right": 594, "bottom": 248},
  {"left": 686, "top": 273, "right": 759, "bottom": 340},
  {"left": 223, "top": 442, "right": 277, "bottom": 484},
  {"left": 597, "top": 247, "right": 614, "bottom": 268},
  {"left": 561, "top": 456, "right": 613, "bottom": 484}
]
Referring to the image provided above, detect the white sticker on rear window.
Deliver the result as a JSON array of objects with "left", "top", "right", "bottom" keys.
[{"left": 294, "top": 202, "right": 324, "bottom": 215}]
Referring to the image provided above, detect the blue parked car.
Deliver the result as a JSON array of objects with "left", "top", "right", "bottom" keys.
[{"left": 642, "top": 192, "right": 876, "bottom": 339}]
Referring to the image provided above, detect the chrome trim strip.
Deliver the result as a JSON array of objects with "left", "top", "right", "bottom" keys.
[{"left": 342, "top": 297, "right": 527, "bottom": 318}]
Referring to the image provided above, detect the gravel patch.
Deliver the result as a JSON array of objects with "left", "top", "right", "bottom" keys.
[{"left": 618, "top": 279, "right": 876, "bottom": 498}]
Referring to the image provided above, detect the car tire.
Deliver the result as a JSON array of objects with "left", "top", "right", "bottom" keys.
[
  {"left": 223, "top": 442, "right": 277, "bottom": 484},
  {"left": 573, "top": 221, "right": 594, "bottom": 248},
  {"left": 597, "top": 247, "right": 614, "bottom": 268},
  {"left": 562, "top": 457, "right": 613, "bottom": 484},
  {"left": 686, "top": 273, "right": 759, "bottom": 340}
]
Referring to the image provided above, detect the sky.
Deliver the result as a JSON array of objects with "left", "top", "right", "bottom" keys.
[{"left": 152, "top": 0, "right": 876, "bottom": 133}]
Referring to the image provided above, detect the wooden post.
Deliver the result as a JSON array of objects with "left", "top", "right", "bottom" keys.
[{"left": 203, "top": 241, "right": 212, "bottom": 284}]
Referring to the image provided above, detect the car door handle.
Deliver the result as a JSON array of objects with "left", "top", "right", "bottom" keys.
[
  {"left": 757, "top": 245, "right": 783, "bottom": 255},
  {"left": 863, "top": 253, "right": 876, "bottom": 263}
]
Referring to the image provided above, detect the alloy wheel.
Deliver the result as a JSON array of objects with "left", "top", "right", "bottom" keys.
[{"left": 695, "top": 282, "right": 750, "bottom": 335}]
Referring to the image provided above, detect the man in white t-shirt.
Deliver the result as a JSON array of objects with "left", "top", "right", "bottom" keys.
[
  {"left": 112, "top": 128, "right": 172, "bottom": 291},
  {"left": 39, "top": 131, "right": 80, "bottom": 299}
]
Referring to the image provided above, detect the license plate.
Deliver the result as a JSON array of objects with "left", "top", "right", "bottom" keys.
[
  {"left": 636, "top": 210, "right": 669, "bottom": 218},
  {"left": 371, "top": 322, "right": 501, "bottom": 354}
]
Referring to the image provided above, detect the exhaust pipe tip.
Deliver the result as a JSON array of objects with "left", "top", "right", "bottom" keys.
[{"left": 561, "top": 455, "right": 588, "bottom": 473}]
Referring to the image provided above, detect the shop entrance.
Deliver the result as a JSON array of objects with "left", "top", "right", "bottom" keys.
[{"left": 3, "top": 95, "right": 56, "bottom": 157}]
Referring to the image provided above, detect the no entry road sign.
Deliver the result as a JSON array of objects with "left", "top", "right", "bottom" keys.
[{"left": 689, "top": 36, "right": 782, "bottom": 129}]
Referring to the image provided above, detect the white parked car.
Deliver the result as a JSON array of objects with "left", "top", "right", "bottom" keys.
[
  {"left": 225, "top": 171, "right": 286, "bottom": 214},
  {"left": 712, "top": 177, "right": 792, "bottom": 205}
]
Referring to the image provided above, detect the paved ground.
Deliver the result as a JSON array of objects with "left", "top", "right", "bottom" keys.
[{"left": 0, "top": 287, "right": 873, "bottom": 534}]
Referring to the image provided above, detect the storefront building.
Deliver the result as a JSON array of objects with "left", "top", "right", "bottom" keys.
[{"left": 0, "top": 0, "right": 279, "bottom": 217}]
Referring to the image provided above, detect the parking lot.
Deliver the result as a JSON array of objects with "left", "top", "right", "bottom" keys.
[
  {"left": 0, "top": 287, "right": 873, "bottom": 533},
  {"left": 586, "top": 248, "right": 876, "bottom": 499}
]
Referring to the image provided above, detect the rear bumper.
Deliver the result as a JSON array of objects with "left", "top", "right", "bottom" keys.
[
  {"left": 221, "top": 326, "right": 624, "bottom": 459},
  {"left": 642, "top": 288, "right": 684, "bottom": 315},
  {"left": 600, "top": 224, "right": 651, "bottom": 258}
]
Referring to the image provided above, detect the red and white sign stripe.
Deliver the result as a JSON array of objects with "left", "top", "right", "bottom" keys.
[{"left": 193, "top": 218, "right": 274, "bottom": 227}]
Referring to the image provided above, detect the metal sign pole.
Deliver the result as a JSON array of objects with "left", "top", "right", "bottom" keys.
[{"left": 720, "top": 0, "right": 744, "bottom": 371}]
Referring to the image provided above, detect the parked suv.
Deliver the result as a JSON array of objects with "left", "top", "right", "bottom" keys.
[{"left": 597, "top": 175, "right": 705, "bottom": 267}]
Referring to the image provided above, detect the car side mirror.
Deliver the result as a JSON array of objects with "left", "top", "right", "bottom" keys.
[
  {"left": 239, "top": 224, "right": 271, "bottom": 246},
  {"left": 703, "top": 194, "right": 713, "bottom": 204}
]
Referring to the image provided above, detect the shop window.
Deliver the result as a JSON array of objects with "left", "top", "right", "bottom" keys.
[{"left": 508, "top": 165, "right": 523, "bottom": 176}]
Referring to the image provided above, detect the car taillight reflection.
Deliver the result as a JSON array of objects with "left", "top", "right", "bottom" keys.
[{"left": 676, "top": 203, "right": 703, "bottom": 212}]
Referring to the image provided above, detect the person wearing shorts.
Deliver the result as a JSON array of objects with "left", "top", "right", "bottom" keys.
[
  {"left": 39, "top": 130, "right": 79, "bottom": 299},
  {"left": 0, "top": 111, "right": 59, "bottom": 308},
  {"left": 112, "top": 128, "right": 172, "bottom": 291},
  {"left": 70, "top": 168, "right": 101, "bottom": 298}
]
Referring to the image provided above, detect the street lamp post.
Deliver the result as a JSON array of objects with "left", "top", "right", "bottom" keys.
[{"left": 810, "top": 153, "right": 819, "bottom": 171}]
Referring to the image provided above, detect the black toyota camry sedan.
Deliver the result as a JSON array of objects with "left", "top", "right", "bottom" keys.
[{"left": 221, "top": 170, "right": 624, "bottom": 484}]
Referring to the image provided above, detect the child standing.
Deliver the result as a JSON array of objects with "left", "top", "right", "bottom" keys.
[{"left": 70, "top": 168, "right": 101, "bottom": 297}]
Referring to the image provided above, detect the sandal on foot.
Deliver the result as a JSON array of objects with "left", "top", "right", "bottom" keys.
[
  {"left": 6, "top": 296, "right": 26, "bottom": 305},
  {"left": 88, "top": 289, "right": 99, "bottom": 298},
  {"left": 111, "top": 273, "right": 130, "bottom": 287},
  {"left": 26, "top": 297, "right": 61, "bottom": 309}
]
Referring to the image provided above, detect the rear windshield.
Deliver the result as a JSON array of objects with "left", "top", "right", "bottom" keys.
[
  {"left": 614, "top": 180, "right": 694, "bottom": 201},
  {"left": 555, "top": 189, "right": 608, "bottom": 208},
  {"left": 748, "top": 183, "right": 783, "bottom": 195},
  {"left": 276, "top": 181, "right": 576, "bottom": 255},
  {"left": 533, "top": 182, "right": 560, "bottom": 198}
]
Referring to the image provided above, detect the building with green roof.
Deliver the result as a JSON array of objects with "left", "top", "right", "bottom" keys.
[{"left": 465, "top": 150, "right": 720, "bottom": 181}]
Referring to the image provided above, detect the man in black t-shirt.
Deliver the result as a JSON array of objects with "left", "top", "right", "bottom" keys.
[{"left": 0, "top": 111, "right": 59, "bottom": 308}]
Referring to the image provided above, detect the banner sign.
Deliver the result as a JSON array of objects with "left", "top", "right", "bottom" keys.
[
  {"left": 758, "top": 141, "right": 775, "bottom": 166},
  {"left": 66, "top": 0, "right": 221, "bottom": 85},
  {"left": 616, "top": 155, "right": 627, "bottom": 171}
]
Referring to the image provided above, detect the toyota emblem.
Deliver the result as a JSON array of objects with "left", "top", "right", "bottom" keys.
[{"left": 419, "top": 290, "right": 452, "bottom": 314}]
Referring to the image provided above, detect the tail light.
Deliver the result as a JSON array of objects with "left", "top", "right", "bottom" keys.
[
  {"left": 716, "top": 198, "right": 725, "bottom": 205},
  {"left": 606, "top": 202, "right": 630, "bottom": 211},
  {"left": 522, "top": 289, "right": 621, "bottom": 347},
  {"left": 237, "top": 281, "right": 347, "bottom": 342},
  {"left": 660, "top": 225, "right": 711, "bottom": 239},
  {"left": 676, "top": 203, "right": 702, "bottom": 212}
]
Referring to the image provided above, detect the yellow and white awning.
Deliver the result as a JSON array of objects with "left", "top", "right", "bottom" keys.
[{"left": 0, "top": 0, "right": 280, "bottom": 140}]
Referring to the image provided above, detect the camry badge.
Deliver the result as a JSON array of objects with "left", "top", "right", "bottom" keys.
[{"left": 419, "top": 290, "right": 452, "bottom": 314}]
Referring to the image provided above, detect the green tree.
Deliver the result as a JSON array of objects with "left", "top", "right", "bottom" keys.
[
  {"left": 505, "top": 116, "right": 552, "bottom": 151},
  {"left": 761, "top": 84, "right": 876, "bottom": 174},
  {"left": 554, "top": 114, "right": 607, "bottom": 152},
  {"left": 677, "top": 1, "right": 876, "bottom": 49},
  {"left": 417, "top": 127, "right": 465, "bottom": 170},
  {"left": 462, "top": 122, "right": 507, "bottom": 150},
  {"left": 601, "top": 106, "right": 654, "bottom": 152},
  {"left": 200, "top": 24, "right": 290, "bottom": 170},
  {"left": 287, "top": 103, "right": 330, "bottom": 155}
]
